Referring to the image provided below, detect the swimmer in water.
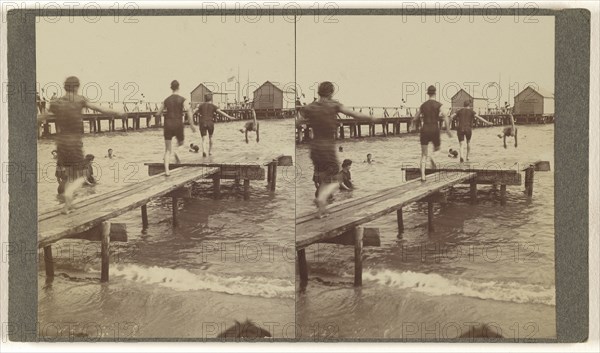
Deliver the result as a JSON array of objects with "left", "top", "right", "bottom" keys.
[
  {"left": 448, "top": 148, "right": 458, "bottom": 158},
  {"left": 105, "top": 148, "right": 115, "bottom": 159},
  {"left": 364, "top": 153, "right": 375, "bottom": 164},
  {"left": 51, "top": 150, "right": 58, "bottom": 160},
  {"left": 189, "top": 143, "right": 200, "bottom": 153},
  {"left": 339, "top": 159, "right": 354, "bottom": 191}
]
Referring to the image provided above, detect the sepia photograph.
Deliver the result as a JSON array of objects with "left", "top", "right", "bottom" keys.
[
  {"left": 295, "top": 14, "right": 556, "bottom": 340},
  {"left": 35, "top": 14, "right": 296, "bottom": 339}
]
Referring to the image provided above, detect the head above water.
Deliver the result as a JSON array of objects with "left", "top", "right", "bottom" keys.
[
  {"left": 64, "top": 76, "right": 80, "bottom": 93},
  {"left": 367, "top": 153, "right": 372, "bottom": 158},
  {"left": 427, "top": 85, "right": 436, "bottom": 96},
  {"left": 108, "top": 148, "right": 113, "bottom": 154},
  {"left": 170, "top": 80, "right": 180, "bottom": 91},
  {"left": 51, "top": 150, "right": 57, "bottom": 155},
  {"left": 317, "top": 81, "right": 335, "bottom": 98}
]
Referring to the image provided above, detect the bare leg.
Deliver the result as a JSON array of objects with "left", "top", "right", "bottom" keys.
[
  {"left": 315, "top": 182, "right": 339, "bottom": 218},
  {"left": 245, "top": 130, "right": 249, "bottom": 144},
  {"left": 62, "top": 177, "right": 86, "bottom": 214},
  {"left": 420, "top": 144, "right": 429, "bottom": 181},
  {"left": 503, "top": 135, "right": 507, "bottom": 149},
  {"left": 514, "top": 128, "right": 518, "bottom": 147},
  {"left": 256, "top": 124, "right": 260, "bottom": 143},
  {"left": 164, "top": 139, "right": 172, "bottom": 176},
  {"left": 208, "top": 136, "right": 213, "bottom": 155},
  {"left": 430, "top": 147, "right": 439, "bottom": 169},
  {"left": 458, "top": 140, "right": 464, "bottom": 162},
  {"left": 466, "top": 141, "right": 471, "bottom": 161},
  {"left": 201, "top": 135, "right": 208, "bottom": 157}
]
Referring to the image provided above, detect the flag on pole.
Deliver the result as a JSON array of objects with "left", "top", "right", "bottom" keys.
[{"left": 227, "top": 76, "right": 236, "bottom": 83}]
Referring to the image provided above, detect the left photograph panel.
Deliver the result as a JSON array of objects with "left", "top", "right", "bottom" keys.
[{"left": 36, "top": 15, "right": 296, "bottom": 340}]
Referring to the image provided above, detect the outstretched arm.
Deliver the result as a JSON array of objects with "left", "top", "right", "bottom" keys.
[
  {"left": 86, "top": 101, "right": 126, "bottom": 117},
  {"left": 475, "top": 114, "right": 492, "bottom": 125},
  {"left": 184, "top": 100, "right": 197, "bottom": 133},
  {"left": 441, "top": 110, "right": 452, "bottom": 136},
  {"left": 339, "top": 105, "right": 375, "bottom": 120},
  {"left": 216, "top": 108, "right": 234, "bottom": 120}
]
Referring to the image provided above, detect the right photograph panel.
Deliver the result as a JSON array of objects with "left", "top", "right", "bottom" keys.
[{"left": 295, "top": 14, "right": 556, "bottom": 340}]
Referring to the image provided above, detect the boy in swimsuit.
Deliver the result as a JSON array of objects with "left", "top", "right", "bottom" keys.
[
  {"left": 497, "top": 114, "right": 518, "bottom": 148},
  {"left": 239, "top": 108, "right": 259, "bottom": 143},
  {"left": 300, "top": 81, "right": 375, "bottom": 217},
  {"left": 196, "top": 93, "right": 235, "bottom": 157},
  {"left": 411, "top": 85, "right": 452, "bottom": 181},
  {"left": 43, "top": 76, "right": 126, "bottom": 213},
  {"left": 155, "top": 80, "right": 197, "bottom": 176},
  {"left": 451, "top": 100, "right": 492, "bottom": 162}
]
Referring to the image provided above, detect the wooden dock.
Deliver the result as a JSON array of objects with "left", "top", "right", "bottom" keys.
[
  {"left": 296, "top": 171, "right": 476, "bottom": 288},
  {"left": 296, "top": 160, "right": 550, "bottom": 288},
  {"left": 144, "top": 152, "right": 293, "bottom": 200},
  {"left": 296, "top": 113, "right": 518, "bottom": 143},
  {"left": 39, "top": 166, "right": 218, "bottom": 282}
]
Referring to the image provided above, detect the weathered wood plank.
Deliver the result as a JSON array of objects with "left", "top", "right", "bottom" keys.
[
  {"left": 318, "top": 227, "right": 381, "bottom": 247},
  {"left": 38, "top": 166, "right": 218, "bottom": 248},
  {"left": 296, "top": 172, "right": 476, "bottom": 249},
  {"left": 404, "top": 168, "right": 522, "bottom": 186}
]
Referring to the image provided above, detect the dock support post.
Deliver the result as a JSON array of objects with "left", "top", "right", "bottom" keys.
[
  {"left": 500, "top": 185, "right": 507, "bottom": 206},
  {"left": 172, "top": 197, "right": 178, "bottom": 226},
  {"left": 354, "top": 226, "right": 364, "bottom": 287},
  {"left": 270, "top": 163, "right": 277, "bottom": 191},
  {"left": 267, "top": 164, "right": 272, "bottom": 184},
  {"left": 427, "top": 202, "right": 434, "bottom": 232},
  {"left": 470, "top": 181, "right": 477, "bottom": 204},
  {"left": 298, "top": 248, "right": 308, "bottom": 287},
  {"left": 525, "top": 166, "right": 534, "bottom": 197},
  {"left": 213, "top": 176, "right": 221, "bottom": 199},
  {"left": 396, "top": 207, "right": 404, "bottom": 236},
  {"left": 243, "top": 179, "right": 250, "bottom": 200},
  {"left": 100, "top": 221, "right": 110, "bottom": 283},
  {"left": 141, "top": 204, "right": 148, "bottom": 229},
  {"left": 43, "top": 245, "right": 54, "bottom": 279}
]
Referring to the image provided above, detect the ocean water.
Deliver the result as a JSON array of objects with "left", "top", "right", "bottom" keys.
[
  {"left": 295, "top": 124, "right": 556, "bottom": 340},
  {"left": 37, "top": 119, "right": 296, "bottom": 339}
]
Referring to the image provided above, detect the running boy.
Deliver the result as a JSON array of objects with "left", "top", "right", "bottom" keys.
[
  {"left": 196, "top": 93, "right": 235, "bottom": 157},
  {"left": 155, "top": 80, "right": 197, "bottom": 176}
]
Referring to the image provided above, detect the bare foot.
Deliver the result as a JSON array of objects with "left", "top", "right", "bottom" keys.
[{"left": 313, "top": 199, "right": 329, "bottom": 218}]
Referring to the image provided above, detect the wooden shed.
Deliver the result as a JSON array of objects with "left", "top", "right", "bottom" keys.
[
  {"left": 252, "top": 81, "right": 284, "bottom": 110},
  {"left": 190, "top": 83, "right": 228, "bottom": 108},
  {"left": 451, "top": 89, "right": 489, "bottom": 115},
  {"left": 513, "top": 86, "right": 554, "bottom": 115}
]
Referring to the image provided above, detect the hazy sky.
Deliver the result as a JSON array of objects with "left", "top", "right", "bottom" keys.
[
  {"left": 37, "top": 14, "right": 554, "bottom": 109},
  {"left": 37, "top": 16, "right": 294, "bottom": 104},
  {"left": 297, "top": 15, "right": 554, "bottom": 108}
]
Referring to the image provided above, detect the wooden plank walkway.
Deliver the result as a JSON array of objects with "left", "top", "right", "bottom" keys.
[
  {"left": 296, "top": 171, "right": 476, "bottom": 249},
  {"left": 145, "top": 152, "right": 293, "bottom": 199},
  {"left": 296, "top": 171, "right": 476, "bottom": 288},
  {"left": 39, "top": 166, "right": 218, "bottom": 248}
]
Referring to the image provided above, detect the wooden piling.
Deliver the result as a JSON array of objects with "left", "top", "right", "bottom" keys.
[
  {"left": 354, "top": 226, "right": 364, "bottom": 287},
  {"left": 298, "top": 248, "right": 308, "bottom": 286},
  {"left": 500, "top": 185, "right": 507, "bottom": 206},
  {"left": 270, "top": 163, "right": 277, "bottom": 191},
  {"left": 172, "top": 197, "right": 178, "bottom": 226},
  {"left": 470, "top": 181, "right": 477, "bottom": 203},
  {"left": 525, "top": 166, "right": 534, "bottom": 197},
  {"left": 43, "top": 245, "right": 54, "bottom": 279},
  {"left": 427, "top": 202, "right": 434, "bottom": 232},
  {"left": 141, "top": 204, "right": 148, "bottom": 228},
  {"left": 243, "top": 179, "right": 250, "bottom": 200},
  {"left": 397, "top": 207, "right": 404, "bottom": 235},
  {"left": 100, "top": 221, "right": 110, "bottom": 283},
  {"left": 213, "top": 176, "right": 221, "bottom": 199}
]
